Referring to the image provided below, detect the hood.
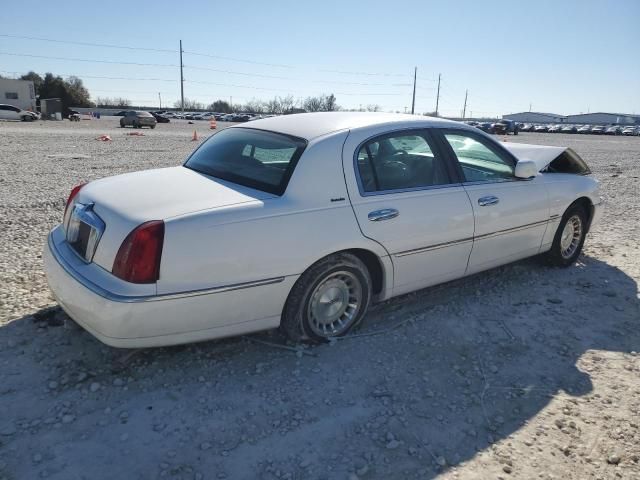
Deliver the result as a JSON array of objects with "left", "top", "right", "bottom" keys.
[
  {"left": 78, "top": 166, "right": 274, "bottom": 223},
  {"left": 502, "top": 143, "right": 591, "bottom": 174}
]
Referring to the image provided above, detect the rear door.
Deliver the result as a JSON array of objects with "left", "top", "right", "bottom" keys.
[
  {"left": 343, "top": 128, "right": 475, "bottom": 296},
  {"left": 435, "top": 128, "right": 550, "bottom": 274}
]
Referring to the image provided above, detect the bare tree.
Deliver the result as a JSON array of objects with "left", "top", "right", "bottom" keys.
[
  {"left": 95, "top": 97, "right": 131, "bottom": 108},
  {"left": 243, "top": 98, "right": 266, "bottom": 114},
  {"left": 174, "top": 98, "right": 205, "bottom": 110},
  {"left": 366, "top": 104, "right": 381, "bottom": 112},
  {"left": 279, "top": 95, "right": 296, "bottom": 114},
  {"left": 303, "top": 95, "right": 325, "bottom": 112},
  {"left": 264, "top": 98, "right": 280, "bottom": 114}
]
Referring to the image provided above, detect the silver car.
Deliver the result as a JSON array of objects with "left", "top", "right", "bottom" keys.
[{"left": 119, "top": 111, "right": 157, "bottom": 129}]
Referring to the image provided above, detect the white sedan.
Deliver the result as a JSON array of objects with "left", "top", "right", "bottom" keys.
[
  {"left": 44, "top": 113, "right": 603, "bottom": 348},
  {"left": 0, "top": 104, "right": 39, "bottom": 121}
]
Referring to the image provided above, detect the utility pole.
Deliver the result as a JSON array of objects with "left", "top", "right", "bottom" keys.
[
  {"left": 529, "top": 102, "right": 532, "bottom": 112},
  {"left": 435, "top": 73, "right": 441, "bottom": 117},
  {"left": 158, "top": 92, "right": 162, "bottom": 109},
  {"left": 179, "top": 40, "right": 184, "bottom": 112},
  {"left": 462, "top": 89, "right": 468, "bottom": 119},
  {"left": 411, "top": 67, "right": 417, "bottom": 114}
]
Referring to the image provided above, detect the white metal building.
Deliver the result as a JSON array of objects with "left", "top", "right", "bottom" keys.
[
  {"left": 502, "top": 112, "right": 567, "bottom": 124},
  {"left": 565, "top": 112, "right": 639, "bottom": 125},
  {"left": 0, "top": 78, "right": 36, "bottom": 111}
]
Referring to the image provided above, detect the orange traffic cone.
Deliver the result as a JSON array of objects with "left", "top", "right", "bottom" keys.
[
  {"left": 192, "top": 130, "right": 199, "bottom": 141},
  {"left": 209, "top": 118, "right": 217, "bottom": 129}
]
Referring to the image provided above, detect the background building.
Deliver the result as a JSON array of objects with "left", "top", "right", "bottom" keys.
[
  {"left": 0, "top": 78, "right": 36, "bottom": 111},
  {"left": 502, "top": 112, "right": 567, "bottom": 124},
  {"left": 565, "top": 112, "right": 639, "bottom": 125}
]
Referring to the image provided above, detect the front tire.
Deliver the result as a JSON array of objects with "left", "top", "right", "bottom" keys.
[
  {"left": 281, "top": 253, "right": 372, "bottom": 343},
  {"left": 546, "top": 204, "right": 588, "bottom": 267}
]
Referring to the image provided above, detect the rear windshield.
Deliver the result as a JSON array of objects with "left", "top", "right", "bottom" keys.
[
  {"left": 184, "top": 127, "right": 307, "bottom": 195},
  {"left": 136, "top": 111, "right": 153, "bottom": 117}
]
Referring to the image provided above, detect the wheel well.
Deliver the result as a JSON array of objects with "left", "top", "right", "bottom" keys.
[
  {"left": 570, "top": 197, "right": 594, "bottom": 231},
  {"left": 343, "top": 248, "right": 384, "bottom": 295}
]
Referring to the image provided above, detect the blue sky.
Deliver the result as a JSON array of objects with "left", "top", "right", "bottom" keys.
[{"left": 2, "top": 0, "right": 638, "bottom": 116}]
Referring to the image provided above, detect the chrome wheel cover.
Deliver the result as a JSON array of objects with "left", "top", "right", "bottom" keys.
[
  {"left": 560, "top": 215, "right": 583, "bottom": 259},
  {"left": 307, "top": 271, "right": 362, "bottom": 337}
]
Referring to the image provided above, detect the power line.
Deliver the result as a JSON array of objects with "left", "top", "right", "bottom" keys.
[
  {"left": 0, "top": 69, "right": 178, "bottom": 82},
  {"left": 0, "top": 33, "right": 176, "bottom": 53},
  {"left": 184, "top": 65, "right": 288, "bottom": 79},
  {"left": 183, "top": 50, "right": 293, "bottom": 69},
  {"left": 318, "top": 69, "right": 409, "bottom": 77},
  {"left": 0, "top": 51, "right": 177, "bottom": 68}
]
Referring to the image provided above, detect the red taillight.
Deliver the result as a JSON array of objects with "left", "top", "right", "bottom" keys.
[
  {"left": 112, "top": 221, "right": 165, "bottom": 284},
  {"left": 64, "top": 183, "right": 86, "bottom": 217}
]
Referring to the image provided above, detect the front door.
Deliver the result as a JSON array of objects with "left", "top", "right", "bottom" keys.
[
  {"left": 436, "top": 129, "right": 550, "bottom": 274},
  {"left": 343, "top": 128, "right": 475, "bottom": 296}
]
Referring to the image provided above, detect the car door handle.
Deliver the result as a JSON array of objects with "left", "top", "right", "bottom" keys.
[
  {"left": 368, "top": 208, "right": 399, "bottom": 221},
  {"left": 478, "top": 195, "right": 499, "bottom": 207}
]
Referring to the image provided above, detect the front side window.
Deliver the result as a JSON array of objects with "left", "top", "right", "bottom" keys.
[
  {"left": 443, "top": 133, "right": 514, "bottom": 182},
  {"left": 356, "top": 131, "right": 451, "bottom": 193},
  {"left": 185, "top": 128, "right": 306, "bottom": 195}
]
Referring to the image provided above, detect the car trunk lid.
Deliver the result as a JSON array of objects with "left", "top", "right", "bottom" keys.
[{"left": 75, "top": 166, "right": 274, "bottom": 271}]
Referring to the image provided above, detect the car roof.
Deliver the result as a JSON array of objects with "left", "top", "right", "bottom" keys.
[{"left": 232, "top": 112, "right": 463, "bottom": 140}]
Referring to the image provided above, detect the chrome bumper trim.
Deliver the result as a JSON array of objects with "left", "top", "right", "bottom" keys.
[{"left": 48, "top": 233, "right": 285, "bottom": 304}]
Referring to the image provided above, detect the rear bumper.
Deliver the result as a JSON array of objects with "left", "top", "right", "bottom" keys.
[{"left": 44, "top": 227, "right": 294, "bottom": 348}]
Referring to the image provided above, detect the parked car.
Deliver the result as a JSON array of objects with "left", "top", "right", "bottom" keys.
[
  {"left": 119, "top": 111, "right": 157, "bottom": 129},
  {"left": 151, "top": 112, "right": 170, "bottom": 123},
  {"left": 222, "top": 113, "right": 235, "bottom": 121},
  {"left": 604, "top": 126, "right": 622, "bottom": 135},
  {"left": 577, "top": 125, "right": 592, "bottom": 134},
  {"left": 44, "top": 112, "right": 602, "bottom": 348},
  {"left": 561, "top": 125, "right": 578, "bottom": 134},
  {"left": 476, "top": 122, "right": 493, "bottom": 133},
  {"left": 548, "top": 125, "right": 563, "bottom": 133},
  {"left": 0, "top": 104, "right": 39, "bottom": 121},
  {"left": 114, "top": 111, "right": 127, "bottom": 116},
  {"left": 520, "top": 124, "right": 535, "bottom": 132},
  {"left": 534, "top": 125, "right": 549, "bottom": 133},
  {"left": 591, "top": 125, "right": 607, "bottom": 134},
  {"left": 491, "top": 119, "right": 519, "bottom": 135},
  {"left": 622, "top": 126, "right": 639, "bottom": 136}
]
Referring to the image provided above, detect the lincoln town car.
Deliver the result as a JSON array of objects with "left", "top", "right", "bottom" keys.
[{"left": 44, "top": 113, "right": 603, "bottom": 347}]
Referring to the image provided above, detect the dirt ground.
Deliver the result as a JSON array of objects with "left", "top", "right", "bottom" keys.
[{"left": 0, "top": 118, "right": 638, "bottom": 480}]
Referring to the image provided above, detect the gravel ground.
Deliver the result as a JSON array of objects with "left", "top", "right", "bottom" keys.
[{"left": 0, "top": 118, "right": 638, "bottom": 480}]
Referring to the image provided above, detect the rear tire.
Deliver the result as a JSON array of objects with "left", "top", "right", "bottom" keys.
[
  {"left": 545, "top": 204, "right": 588, "bottom": 267},
  {"left": 281, "top": 253, "right": 372, "bottom": 343}
]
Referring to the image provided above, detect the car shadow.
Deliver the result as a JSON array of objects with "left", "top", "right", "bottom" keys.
[{"left": 0, "top": 254, "right": 637, "bottom": 479}]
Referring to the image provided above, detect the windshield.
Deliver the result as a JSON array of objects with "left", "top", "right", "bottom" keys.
[{"left": 184, "top": 127, "right": 307, "bottom": 195}]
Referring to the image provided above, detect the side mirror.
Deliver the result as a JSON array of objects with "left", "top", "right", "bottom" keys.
[{"left": 515, "top": 160, "right": 538, "bottom": 179}]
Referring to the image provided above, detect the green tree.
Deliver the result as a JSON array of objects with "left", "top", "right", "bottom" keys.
[
  {"left": 35, "top": 73, "right": 93, "bottom": 113},
  {"left": 208, "top": 100, "right": 232, "bottom": 113},
  {"left": 20, "top": 71, "right": 44, "bottom": 91}
]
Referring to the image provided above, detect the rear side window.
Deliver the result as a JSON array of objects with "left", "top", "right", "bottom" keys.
[
  {"left": 185, "top": 128, "right": 307, "bottom": 195},
  {"left": 356, "top": 131, "right": 451, "bottom": 193}
]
